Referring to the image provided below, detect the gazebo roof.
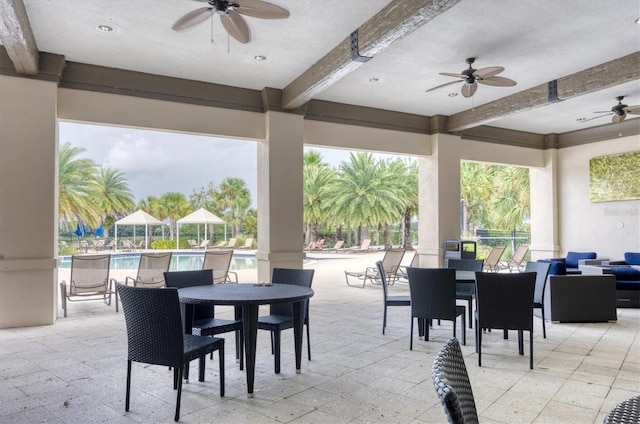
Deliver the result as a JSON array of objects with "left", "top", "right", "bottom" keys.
[
  {"left": 115, "top": 210, "right": 163, "bottom": 225},
  {"left": 177, "top": 208, "right": 224, "bottom": 225}
]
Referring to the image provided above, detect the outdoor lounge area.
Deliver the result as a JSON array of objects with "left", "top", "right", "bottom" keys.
[{"left": 1, "top": 251, "right": 638, "bottom": 423}]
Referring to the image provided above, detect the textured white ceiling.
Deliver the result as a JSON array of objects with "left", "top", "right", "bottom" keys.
[{"left": 19, "top": 0, "right": 640, "bottom": 134}]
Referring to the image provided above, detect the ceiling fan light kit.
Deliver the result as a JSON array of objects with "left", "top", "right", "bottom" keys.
[
  {"left": 172, "top": 0, "right": 289, "bottom": 44},
  {"left": 426, "top": 57, "right": 517, "bottom": 98}
]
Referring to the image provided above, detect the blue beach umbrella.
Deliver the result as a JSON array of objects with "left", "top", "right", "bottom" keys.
[
  {"left": 74, "top": 223, "right": 86, "bottom": 238},
  {"left": 95, "top": 224, "right": 104, "bottom": 237}
]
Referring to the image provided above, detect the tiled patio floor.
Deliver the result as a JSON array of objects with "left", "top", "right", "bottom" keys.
[{"left": 1, "top": 251, "right": 638, "bottom": 423}]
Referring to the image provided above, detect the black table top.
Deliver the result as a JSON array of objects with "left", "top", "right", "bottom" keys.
[{"left": 178, "top": 283, "right": 314, "bottom": 306}]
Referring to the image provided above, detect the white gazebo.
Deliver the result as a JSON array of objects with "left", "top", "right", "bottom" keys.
[
  {"left": 114, "top": 210, "right": 164, "bottom": 251},
  {"left": 176, "top": 208, "right": 225, "bottom": 249}
]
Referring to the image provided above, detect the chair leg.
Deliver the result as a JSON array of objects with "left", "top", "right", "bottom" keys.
[
  {"left": 199, "top": 356, "right": 206, "bottom": 382},
  {"left": 126, "top": 360, "right": 132, "bottom": 411},
  {"left": 383, "top": 305, "right": 387, "bottom": 334},
  {"left": 541, "top": 308, "right": 547, "bottom": 339},
  {"left": 518, "top": 330, "right": 524, "bottom": 355},
  {"left": 503, "top": 329, "right": 508, "bottom": 339},
  {"left": 270, "top": 331, "right": 275, "bottom": 354},
  {"left": 410, "top": 318, "right": 414, "bottom": 350},
  {"left": 529, "top": 330, "right": 533, "bottom": 370},
  {"left": 468, "top": 298, "right": 473, "bottom": 329},
  {"left": 477, "top": 328, "right": 482, "bottom": 367},
  {"left": 219, "top": 346, "right": 225, "bottom": 397},
  {"left": 461, "top": 314, "right": 466, "bottom": 345},
  {"left": 175, "top": 366, "right": 183, "bottom": 422},
  {"left": 237, "top": 329, "right": 244, "bottom": 370},
  {"left": 424, "top": 319, "right": 430, "bottom": 342},
  {"left": 274, "top": 330, "right": 282, "bottom": 374},
  {"left": 306, "top": 323, "right": 311, "bottom": 361}
]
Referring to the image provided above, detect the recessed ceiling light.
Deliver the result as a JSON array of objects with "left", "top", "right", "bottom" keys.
[
  {"left": 448, "top": 92, "right": 458, "bottom": 97},
  {"left": 97, "top": 25, "right": 114, "bottom": 32},
  {"left": 368, "top": 77, "right": 379, "bottom": 83},
  {"left": 576, "top": 117, "right": 587, "bottom": 122},
  {"left": 253, "top": 55, "right": 266, "bottom": 61}
]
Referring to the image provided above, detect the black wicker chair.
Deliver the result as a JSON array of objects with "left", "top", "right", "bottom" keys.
[
  {"left": 446, "top": 259, "right": 484, "bottom": 329},
  {"left": 475, "top": 271, "right": 536, "bottom": 369},
  {"left": 116, "top": 283, "right": 224, "bottom": 422},
  {"left": 257, "top": 268, "right": 315, "bottom": 374},
  {"left": 407, "top": 267, "right": 466, "bottom": 349},
  {"left": 524, "top": 261, "right": 551, "bottom": 338},
  {"left": 164, "top": 269, "right": 243, "bottom": 369},
  {"left": 432, "top": 338, "right": 479, "bottom": 424},
  {"left": 378, "top": 261, "right": 410, "bottom": 335}
]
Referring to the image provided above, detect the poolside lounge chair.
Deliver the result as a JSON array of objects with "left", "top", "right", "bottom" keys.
[
  {"left": 482, "top": 245, "right": 507, "bottom": 272},
  {"left": 225, "top": 238, "right": 237, "bottom": 249},
  {"left": 125, "top": 251, "right": 173, "bottom": 288},
  {"left": 345, "top": 248, "right": 405, "bottom": 288},
  {"left": 398, "top": 250, "right": 418, "bottom": 282},
  {"left": 502, "top": 244, "right": 530, "bottom": 272},
  {"left": 60, "top": 254, "right": 117, "bottom": 317},
  {"left": 348, "top": 238, "right": 372, "bottom": 254},
  {"left": 202, "top": 250, "right": 238, "bottom": 283},
  {"left": 322, "top": 240, "right": 344, "bottom": 252},
  {"left": 211, "top": 241, "right": 226, "bottom": 249},
  {"left": 237, "top": 238, "right": 254, "bottom": 249},
  {"left": 197, "top": 240, "right": 210, "bottom": 250},
  {"left": 187, "top": 239, "right": 199, "bottom": 249},
  {"left": 303, "top": 241, "right": 317, "bottom": 251}
]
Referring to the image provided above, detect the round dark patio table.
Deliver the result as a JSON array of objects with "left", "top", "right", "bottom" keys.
[{"left": 178, "top": 283, "right": 314, "bottom": 397}]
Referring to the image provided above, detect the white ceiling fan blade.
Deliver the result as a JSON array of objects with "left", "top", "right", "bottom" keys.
[
  {"left": 461, "top": 82, "right": 477, "bottom": 98},
  {"left": 221, "top": 11, "right": 250, "bottom": 43},
  {"left": 235, "top": 0, "right": 290, "bottom": 19},
  {"left": 172, "top": 7, "right": 213, "bottom": 31},
  {"left": 612, "top": 113, "right": 626, "bottom": 123},
  {"left": 624, "top": 105, "right": 640, "bottom": 115},
  {"left": 425, "top": 80, "right": 463, "bottom": 93},
  {"left": 439, "top": 72, "right": 465, "bottom": 78},
  {"left": 478, "top": 76, "right": 517, "bottom": 87},
  {"left": 473, "top": 66, "right": 504, "bottom": 78}
]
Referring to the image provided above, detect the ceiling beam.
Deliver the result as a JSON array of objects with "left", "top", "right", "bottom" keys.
[
  {"left": 447, "top": 51, "right": 640, "bottom": 132},
  {"left": 0, "top": 0, "right": 38, "bottom": 75},
  {"left": 281, "top": 0, "right": 460, "bottom": 110}
]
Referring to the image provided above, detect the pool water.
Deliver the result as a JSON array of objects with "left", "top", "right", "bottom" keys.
[{"left": 59, "top": 252, "right": 257, "bottom": 271}]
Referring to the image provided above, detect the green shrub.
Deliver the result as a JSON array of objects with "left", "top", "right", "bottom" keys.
[{"left": 151, "top": 239, "right": 183, "bottom": 250}]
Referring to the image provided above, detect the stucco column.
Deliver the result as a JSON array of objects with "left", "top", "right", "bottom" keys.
[
  {"left": 529, "top": 148, "right": 560, "bottom": 260},
  {"left": 417, "top": 133, "right": 462, "bottom": 267},
  {"left": 0, "top": 75, "right": 58, "bottom": 327},
  {"left": 256, "top": 111, "right": 305, "bottom": 282}
]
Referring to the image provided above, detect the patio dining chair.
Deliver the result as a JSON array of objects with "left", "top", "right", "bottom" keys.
[
  {"left": 202, "top": 250, "right": 238, "bottom": 283},
  {"left": 475, "top": 271, "right": 536, "bottom": 369},
  {"left": 257, "top": 268, "right": 315, "bottom": 374},
  {"left": 378, "top": 261, "right": 410, "bottom": 335},
  {"left": 407, "top": 267, "right": 466, "bottom": 349},
  {"left": 524, "top": 260, "right": 551, "bottom": 338},
  {"left": 432, "top": 338, "right": 479, "bottom": 424},
  {"left": 60, "top": 254, "right": 117, "bottom": 317},
  {"left": 345, "top": 248, "right": 405, "bottom": 288},
  {"left": 117, "top": 283, "right": 224, "bottom": 422},
  {"left": 125, "top": 251, "right": 173, "bottom": 288},
  {"left": 482, "top": 245, "right": 507, "bottom": 272}
]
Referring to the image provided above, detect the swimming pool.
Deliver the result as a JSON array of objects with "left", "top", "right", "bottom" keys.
[{"left": 59, "top": 252, "right": 257, "bottom": 271}]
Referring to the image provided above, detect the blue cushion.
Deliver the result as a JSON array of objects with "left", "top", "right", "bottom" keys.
[
  {"left": 610, "top": 266, "right": 640, "bottom": 281},
  {"left": 538, "top": 259, "right": 566, "bottom": 275},
  {"left": 565, "top": 251, "right": 597, "bottom": 269},
  {"left": 624, "top": 252, "right": 640, "bottom": 266}
]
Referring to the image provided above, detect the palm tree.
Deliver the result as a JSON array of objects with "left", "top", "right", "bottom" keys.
[
  {"left": 156, "top": 192, "right": 190, "bottom": 240},
  {"left": 325, "top": 152, "right": 400, "bottom": 245},
  {"left": 58, "top": 143, "right": 101, "bottom": 229},
  {"left": 216, "top": 178, "right": 250, "bottom": 237},
  {"left": 393, "top": 158, "right": 418, "bottom": 249},
  {"left": 492, "top": 166, "right": 530, "bottom": 230},
  {"left": 460, "top": 162, "right": 494, "bottom": 235},
  {"left": 94, "top": 166, "right": 135, "bottom": 238},
  {"left": 303, "top": 151, "right": 335, "bottom": 244}
]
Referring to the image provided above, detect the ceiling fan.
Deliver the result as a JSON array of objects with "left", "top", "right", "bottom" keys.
[
  {"left": 426, "top": 57, "right": 517, "bottom": 98},
  {"left": 581, "top": 96, "right": 640, "bottom": 124},
  {"left": 172, "top": 0, "right": 290, "bottom": 44}
]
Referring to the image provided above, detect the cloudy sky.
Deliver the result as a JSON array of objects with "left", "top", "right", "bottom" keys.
[{"left": 60, "top": 122, "right": 405, "bottom": 208}]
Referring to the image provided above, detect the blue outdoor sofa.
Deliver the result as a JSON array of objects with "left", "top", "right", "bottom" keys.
[{"left": 579, "top": 252, "right": 640, "bottom": 308}]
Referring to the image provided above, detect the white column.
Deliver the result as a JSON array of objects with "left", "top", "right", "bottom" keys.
[
  {"left": 529, "top": 148, "right": 560, "bottom": 260},
  {"left": 256, "top": 111, "right": 305, "bottom": 282},
  {"left": 0, "top": 75, "right": 58, "bottom": 327},
  {"left": 417, "top": 133, "right": 462, "bottom": 267}
]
